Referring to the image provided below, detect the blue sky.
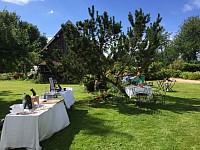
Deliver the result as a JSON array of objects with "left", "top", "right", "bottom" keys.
[{"left": 0, "top": 0, "right": 200, "bottom": 40}]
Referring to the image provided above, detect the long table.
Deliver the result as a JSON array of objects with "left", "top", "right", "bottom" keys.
[
  {"left": 60, "top": 89, "right": 75, "bottom": 109},
  {"left": 0, "top": 100, "right": 70, "bottom": 150},
  {"left": 42, "top": 89, "right": 75, "bottom": 109}
]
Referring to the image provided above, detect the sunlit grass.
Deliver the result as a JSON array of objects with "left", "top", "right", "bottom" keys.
[{"left": 0, "top": 80, "right": 200, "bottom": 150}]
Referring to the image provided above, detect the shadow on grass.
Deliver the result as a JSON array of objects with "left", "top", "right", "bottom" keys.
[
  {"left": 40, "top": 106, "right": 136, "bottom": 150},
  {"left": 0, "top": 91, "right": 13, "bottom": 96},
  {"left": 0, "top": 90, "right": 23, "bottom": 118},
  {"left": 87, "top": 96, "right": 157, "bottom": 115},
  {"left": 1, "top": 90, "right": 200, "bottom": 149},
  {"left": 87, "top": 94, "right": 200, "bottom": 115},
  {"left": 40, "top": 108, "right": 88, "bottom": 150},
  {"left": 155, "top": 95, "right": 200, "bottom": 114}
]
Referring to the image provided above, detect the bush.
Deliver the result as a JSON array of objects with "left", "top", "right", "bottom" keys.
[
  {"left": 147, "top": 62, "right": 164, "bottom": 80},
  {"left": 155, "top": 69, "right": 171, "bottom": 80},
  {"left": 82, "top": 74, "right": 96, "bottom": 92},
  {"left": 0, "top": 73, "right": 12, "bottom": 80},
  {"left": 182, "top": 63, "right": 200, "bottom": 72},
  {"left": 148, "top": 68, "right": 181, "bottom": 80},
  {"left": 169, "top": 58, "right": 185, "bottom": 70},
  {"left": 180, "top": 71, "right": 200, "bottom": 80}
]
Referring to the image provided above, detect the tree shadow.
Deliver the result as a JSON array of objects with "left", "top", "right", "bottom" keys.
[
  {"left": 40, "top": 107, "right": 136, "bottom": 150},
  {"left": 1, "top": 89, "right": 200, "bottom": 150},
  {"left": 0, "top": 91, "right": 13, "bottom": 96},
  {"left": 88, "top": 96, "right": 157, "bottom": 115},
  {"left": 87, "top": 93, "right": 200, "bottom": 115},
  {"left": 0, "top": 90, "right": 22, "bottom": 119},
  {"left": 40, "top": 108, "right": 88, "bottom": 150},
  {"left": 155, "top": 95, "right": 200, "bottom": 114}
]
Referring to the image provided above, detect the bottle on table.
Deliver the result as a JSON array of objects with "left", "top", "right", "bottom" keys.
[{"left": 22, "top": 93, "right": 26, "bottom": 109}]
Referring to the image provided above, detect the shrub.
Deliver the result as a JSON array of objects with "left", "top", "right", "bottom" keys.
[
  {"left": 148, "top": 68, "right": 181, "bottom": 80},
  {"left": 182, "top": 63, "right": 200, "bottom": 72},
  {"left": 0, "top": 73, "right": 12, "bottom": 80},
  {"left": 155, "top": 69, "right": 171, "bottom": 80},
  {"left": 147, "top": 62, "right": 163, "bottom": 80},
  {"left": 180, "top": 71, "right": 200, "bottom": 80},
  {"left": 82, "top": 74, "right": 96, "bottom": 92},
  {"left": 169, "top": 58, "right": 185, "bottom": 70}
]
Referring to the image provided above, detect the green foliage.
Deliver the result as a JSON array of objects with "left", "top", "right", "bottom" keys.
[
  {"left": 82, "top": 74, "right": 96, "bottom": 92},
  {"left": 147, "top": 62, "right": 163, "bottom": 79},
  {"left": 169, "top": 58, "right": 185, "bottom": 70},
  {"left": 0, "top": 73, "right": 12, "bottom": 80},
  {"left": 63, "top": 6, "right": 164, "bottom": 93},
  {"left": 154, "top": 69, "right": 171, "bottom": 80},
  {"left": 148, "top": 62, "right": 182, "bottom": 80},
  {"left": 0, "top": 9, "right": 47, "bottom": 73},
  {"left": 173, "top": 16, "right": 200, "bottom": 62},
  {"left": 169, "top": 59, "right": 200, "bottom": 72},
  {"left": 180, "top": 71, "right": 200, "bottom": 80},
  {"left": 182, "top": 62, "right": 200, "bottom": 72},
  {"left": 157, "top": 69, "right": 181, "bottom": 79},
  {"left": 127, "top": 9, "right": 163, "bottom": 72}
]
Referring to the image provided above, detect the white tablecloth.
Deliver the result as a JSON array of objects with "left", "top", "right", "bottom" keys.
[
  {"left": 60, "top": 89, "right": 75, "bottom": 109},
  {"left": 125, "top": 85, "right": 153, "bottom": 98},
  {"left": 0, "top": 101, "right": 70, "bottom": 150},
  {"left": 44, "top": 89, "right": 75, "bottom": 109}
]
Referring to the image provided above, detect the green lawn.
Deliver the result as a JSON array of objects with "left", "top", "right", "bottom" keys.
[{"left": 0, "top": 80, "right": 200, "bottom": 150}]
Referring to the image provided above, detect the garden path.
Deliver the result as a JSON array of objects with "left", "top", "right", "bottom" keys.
[{"left": 172, "top": 78, "right": 200, "bottom": 84}]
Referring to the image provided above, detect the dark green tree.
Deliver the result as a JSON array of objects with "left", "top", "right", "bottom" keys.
[
  {"left": 61, "top": 6, "right": 164, "bottom": 92},
  {"left": 62, "top": 5, "right": 123, "bottom": 89},
  {"left": 0, "top": 10, "right": 47, "bottom": 73},
  {"left": 0, "top": 10, "right": 29, "bottom": 72},
  {"left": 154, "top": 28, "right": 172, "bottom": 65},
  {"left": 173, "top": 16, "right": 200, "bottom": 62},
  {"left": 127, "top": 9, "right": 163, "bottom": 73},
  {"left": 18, "top": 21, "right": 47, "bottom": 73}
]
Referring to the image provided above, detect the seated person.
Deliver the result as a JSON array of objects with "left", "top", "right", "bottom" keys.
[
  {"left": 131, "top": 72, "right": 145, "bottom": 85},
  {"left": 122, "top": 71, "right": 131, "bottom": 84}
]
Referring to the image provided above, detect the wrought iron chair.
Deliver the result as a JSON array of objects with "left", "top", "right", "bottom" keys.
[
  {"left": 165, "top": 79, "right": 176, "bottom": 92},
  {"left": 132, "top": 86, "right": 150, "bottom": 107},
  {"left": 153, "top": 80, "right": 167, "bottom": 104}
]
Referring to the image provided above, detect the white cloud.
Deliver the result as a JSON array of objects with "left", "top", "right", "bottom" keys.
[
  {"left": 183, "top": 4, "right": 194, "bottom": 12},
  {"left": 182, "top": 0, "right": 200, "bottom": 12},
  {"left": 1, "top": 0, "right": 44, "bottom": 5},
  {"left": 47, "top": 35, "right": 53, "bottom": 42},
  {"left": 192, "top": 0, "right": 200, "bottom": 8},
  {"left": 48, "top": 10, "right": 54, "bottom": 14}
]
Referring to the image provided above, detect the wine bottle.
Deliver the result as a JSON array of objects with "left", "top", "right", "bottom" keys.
[
  {"left": 22, "top": 93, "right": 26, "bottom": 109},
  {"left": 30, "top": 88, "right": 36, "bottom": 96}
]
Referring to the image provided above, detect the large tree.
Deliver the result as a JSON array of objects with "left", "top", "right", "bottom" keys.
[
  {"left": 0, "top": 10, "right": 47, "bottom": 73},
  {"left": 61, "top": 6, "right": 164, "bottom": 92},
  {"left": 173, "top": 16, "right": 200, "bottom": 62},
  {"left": 126, "top": 9, "right": 163, "bottom": 73},
  {"left": 0, "top": 10, "right": 28, "bottom": 72}
]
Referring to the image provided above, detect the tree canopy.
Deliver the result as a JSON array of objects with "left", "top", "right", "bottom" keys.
[
  {"left": 60, "top": 6, "right": 164, "bottom": 91},
  {"left": 0, "top": 9, "right": 47, "bottom": 73},
  {"left": 173, "top": 16, "right": 200, "bottom": 62}
]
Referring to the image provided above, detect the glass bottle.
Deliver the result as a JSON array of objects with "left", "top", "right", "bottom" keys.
[{"left": 22, "top": 93, "right": 26, "bottom": 109}]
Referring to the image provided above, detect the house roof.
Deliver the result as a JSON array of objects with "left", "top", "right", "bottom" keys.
[{"left": 42, "top": 20, "right": 79, "bottom": 51}]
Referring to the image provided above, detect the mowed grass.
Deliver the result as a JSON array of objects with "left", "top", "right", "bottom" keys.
[{"left": 0, "top": 80, "right": 200, "bottom": 150}]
